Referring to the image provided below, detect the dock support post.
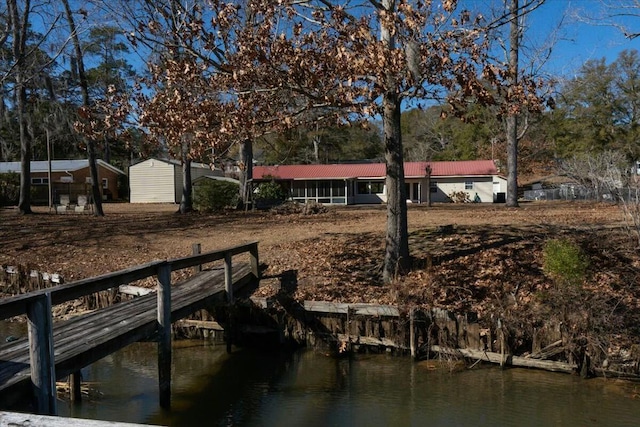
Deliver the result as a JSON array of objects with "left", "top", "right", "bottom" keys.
[
  {"left": 224, "top": 252, "right": 233, "bottom": 302},
  {"left": 224, "top": 252, "right": 234, "bottom": 353},
  {"left": 249, "top": 242, "right": 260, "bottom": 279},
  {"left": 27, "top": 292, "right": 57, "bottom": 415},
  {"left": 69, "top": 372, "right": 82, "bottom": 402},
  {"left": 192, "top": 243, "right": 202, "bottom": 274},
  {"left": 157, "top": 262, "right": 172, "bottom": 409},
  {"left": 410, "top": 308, "right": 416, "bottom": 359},
  {"left": 498, "top": 318, "right": 506, "bottom": 368}
]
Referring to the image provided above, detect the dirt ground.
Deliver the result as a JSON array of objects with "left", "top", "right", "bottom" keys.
[
  {"left": 1, "top": 201, "right": 639, "bottom": 338},
  {"left": 0, "top": 200, "right": 625, "bottom": 282}
]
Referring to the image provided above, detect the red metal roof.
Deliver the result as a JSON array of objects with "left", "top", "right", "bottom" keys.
[{"left": 253, "top": 160, "right": 497, "bottom": 180}]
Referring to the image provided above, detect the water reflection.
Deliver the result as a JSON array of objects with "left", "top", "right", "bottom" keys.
[{"left": 2, "top": 319, "right": 640, "bottom": 427}]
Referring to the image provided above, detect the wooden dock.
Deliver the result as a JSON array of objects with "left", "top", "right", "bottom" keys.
[
  {"left": 0, "top": 411, "right": 163, "bottom": 426},
  {"left": 0, "top": 242, "right": 259, "bottom": 415}
]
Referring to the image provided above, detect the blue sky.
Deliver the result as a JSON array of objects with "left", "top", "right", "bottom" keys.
[
  {"left": 522, "top": 0, "right": 640, "bottom": 78},
  {"left": 84, "top": 0, "right": 638, "bottom": 82}
]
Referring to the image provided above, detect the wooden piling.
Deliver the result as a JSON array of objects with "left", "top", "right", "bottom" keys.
[
  {"left": 27, "top": 292, "right": 57, "bottom": 415},
  {"left": 224, "top": 253, "right": 233, "bottom": 302},
  {"left": 224, "top": 252, "right": 233, "bottom": 354},
  {"left": 69, "top": 372, "right": 82, "bottom": 402},
  {"left": 156, "top": 262, "right": 172, "bottom": 409},
  {"left": 249, "top": 242, "right": 260, "bottom": 279},
  {"left": 410, "top": 308, "right": 416, "bottom": 359},
  {"left": 192, "top": 243, "right": 202, "bottom": 274}
]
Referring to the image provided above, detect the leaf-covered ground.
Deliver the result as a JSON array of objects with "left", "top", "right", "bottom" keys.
[{"left": 2, "top": 201, "right": 639, "bottom": 355}]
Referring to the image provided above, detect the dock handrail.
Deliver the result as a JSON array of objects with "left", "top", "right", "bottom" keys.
[
  {"left": 0, "top": 240, "right": 259, "bottom": 414},
  {"left": 0, "top": 241, "right": 259, "bottom": 321},
  {"left": 0, "top": 261, "right": 164, "bottom": 321}
]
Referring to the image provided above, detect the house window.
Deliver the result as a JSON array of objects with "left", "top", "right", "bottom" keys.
[
  {"left": 292, "top": 181, "right": 305, "bottom": 198},
  {"left": 31, "top": 177, "right": 49, "bottom": 185},
  {"left": 465, "top": 181, "right": 473, "bottom": 190},
  {"left": 318, "top": 181, "right": 331, "bottom": 198},
  {"left": 371, "top": 182, "right": 384, "bottom": 194},
  {"left": 430, "top": 181, "right": 437, "bottom": 193},
  {"left": 331, "top": 180, "right": 345, "bottom": 197},
  {"left": 102, "top": 178, "right": 109, "bottom": 189},
  {"left": 357, "top": 181, "right": 384, "bottom": 194}
]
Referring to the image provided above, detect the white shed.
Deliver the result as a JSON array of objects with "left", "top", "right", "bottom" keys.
[{"left": 129, "top": 158, "right": 223, "bottom": 203}]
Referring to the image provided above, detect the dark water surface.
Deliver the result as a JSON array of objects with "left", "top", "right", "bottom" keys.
[{"left": 3, "top": 321, "right": 640, "bottom": 426}]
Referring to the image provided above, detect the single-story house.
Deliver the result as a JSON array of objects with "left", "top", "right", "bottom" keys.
[
  {"left": 0, "top": 159, "right": 125, "bottom": 204},
  {"left": 253, "top": 160, "right": 507, "bottom": 205},
  {"left": 129, "top": 158, "right": 223, "bottom": 203}
]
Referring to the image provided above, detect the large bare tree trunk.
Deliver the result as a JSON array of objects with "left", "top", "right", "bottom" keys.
[
  {"left": 63, "top": 0, "right": 104, "bottom": 216},
  {"left": 381, "top": 0, "right": 409, "bottom": 283},
  {"left": 238, "top": 139, "right": 253, "bottom": 209},
  {"left": 506, "top": 0, "right": 520, "bottom": 208},
  {"left": 382, "top": 92, "right": 410, "bottom": 283},
  {"left": 9, "top": 0, "right": 32, "bottom": 214},
  {"left": 178, "top": 140, "right": 192, "bottom": 214}
]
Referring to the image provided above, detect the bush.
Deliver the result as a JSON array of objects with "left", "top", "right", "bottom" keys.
[
  {"left": 193, "top": 179, "right": 239, "bottom": 212},
  {"left": 543, "top": 238, "right": 589, "bottom": 288},
  {"left": 255, "top": 181, "right": 287, "bottom": 202},
  {"left": 254, "top": 181, "right": 287, "bottom": 209},
  {"left": 0, "top": 172, "right": 19, "bottom": 207}
]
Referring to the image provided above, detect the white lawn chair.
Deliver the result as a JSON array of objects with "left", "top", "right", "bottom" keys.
[
  {"left": 75, "top": 194, "right": 91, "bottom": 213},
  {"left": 56, "top": 194, "right": 70, "bottom": 214}
]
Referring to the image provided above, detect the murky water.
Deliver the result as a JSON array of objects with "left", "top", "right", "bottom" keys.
[{"left": 3, "top": 322, "right": 640, "bottom": 426}]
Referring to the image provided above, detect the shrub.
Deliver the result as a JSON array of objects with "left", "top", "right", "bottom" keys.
[
  {"left": 255, "top": 181, "right": 287, "bottom": 202},
  {"left": 193, "top": 179, "right": 239, "bottom": 212},
  {"left": 0, "top": 172, "right": 19, "bottom": 207},
  {"left": 543, "top": 238, "right": 589, "bottom": 288}
]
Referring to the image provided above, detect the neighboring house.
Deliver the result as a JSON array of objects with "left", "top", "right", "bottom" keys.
[
  {"left": 129, "top": 158, "right": 223, "bottom": 203},
  {"left": 253, "top": 160, "right": 507, "bottom": 205},
  {"left": 0, "top": 159, "right": 125, "bottom": 204}
]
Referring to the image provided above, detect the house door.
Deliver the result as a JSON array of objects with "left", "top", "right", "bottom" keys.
[{"left": 493, "top": 180, "right": 501, "bottom": 202}]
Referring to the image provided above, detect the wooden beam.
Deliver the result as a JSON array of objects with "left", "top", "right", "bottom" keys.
[
  {"left": 410, "top": 308, "right": 416, "bottom": 359},
  {"left": 175, "top": 319, "right": 224, "bottom": 331},
  {"left": 156, "top": 263, "right": 172, "bottom": 409},
  {"left": 249, "top": 242, "right": 260, "bottom": 279},
  {"left": 26, "top": 293, "right": 57, "bottom": 415},
  {"left": 0, "top": 261, "right": 164, "bottom": 320},
  {"left": 69, "top": 372, "right": 81, "bottom": 402},
  {"left": 0, "top": 411, "right": 165, "bottom": 426},
  {"left": 224, "top": 253, "right": 233, "bottom": 303},
  {"left": 430, "top": 345, "right": 577, "bottom": 373},
  {"left": 303, "top": 301, "right": 400, "bottom": 317},
  {"left": 191, "top": 243, "right": 202, "bottom": 274},
  {"left": 168, "top": 241, "right": 259, "bottom": 272}
]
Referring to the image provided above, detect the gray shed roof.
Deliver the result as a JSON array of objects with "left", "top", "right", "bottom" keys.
[{"left": 0, "top": 159, "right": 125, "bottom": 175}]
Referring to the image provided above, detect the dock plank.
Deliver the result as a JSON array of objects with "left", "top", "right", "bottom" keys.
[{"left": 0, "top": 411, "right": 163, "bottom": 426}]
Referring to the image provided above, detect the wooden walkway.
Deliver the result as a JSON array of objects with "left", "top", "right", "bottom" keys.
[{"left": 0, "top": 242, "right": 259, "bottom": 415}]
